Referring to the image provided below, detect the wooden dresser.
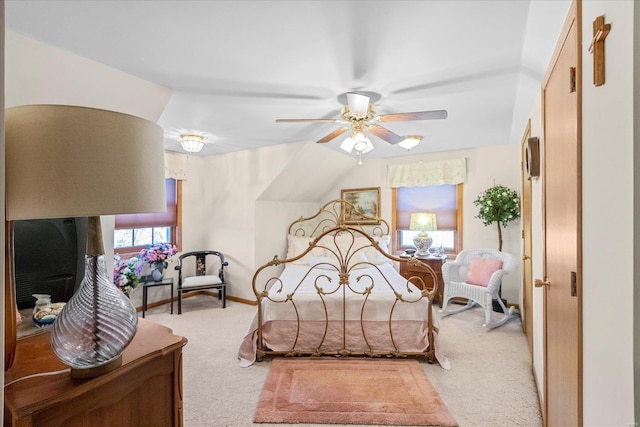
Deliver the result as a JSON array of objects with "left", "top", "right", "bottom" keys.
[
  {"left": 399, "top": 255, "right": 447, "bottom": 305},
  {"left": 4, "top": 318, "right": 187, "bottom": 427}
]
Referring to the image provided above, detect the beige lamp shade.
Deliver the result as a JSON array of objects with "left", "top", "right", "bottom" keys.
[
  {"left": 5, "top": 105, "right": 166, "bottom": 220},
  {"left": 409, "top": 212, "right": 437, "bottom": 232},
  {"left": 4, "top": 104, "right": 166, "bottom": 378}
]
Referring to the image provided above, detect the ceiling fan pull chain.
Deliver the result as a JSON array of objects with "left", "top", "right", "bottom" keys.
[{"left": 357, "top": 150, "right": 363, "bottom": 166}]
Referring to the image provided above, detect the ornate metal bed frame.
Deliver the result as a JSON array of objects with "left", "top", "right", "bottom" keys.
[{"left": 251, "top": 199, "right": 440, "bottom": 363}]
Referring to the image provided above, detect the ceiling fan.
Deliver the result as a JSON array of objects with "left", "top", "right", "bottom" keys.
[{"left": 276, "top": 92, "right": 448, "bottom": 161}]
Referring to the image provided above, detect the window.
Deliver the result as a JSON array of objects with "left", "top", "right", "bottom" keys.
[
  {"left": 114, "top": 179, "right": 182, "bottom": 255},
  {"left": 392, "top": 184, "right": 462, "bottom": 255}
]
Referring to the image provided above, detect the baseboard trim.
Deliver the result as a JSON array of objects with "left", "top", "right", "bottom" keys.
[{"left": 135, "top": 290, "right": 257, "bottom": 312}]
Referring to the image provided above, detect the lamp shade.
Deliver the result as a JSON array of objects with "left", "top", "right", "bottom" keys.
[
  {"left": 409, "top": 213, "right": 437, "bottom": 232},
  {"left": 5, "top": 105, "right": 166, "bottom": 378},
  {"left": 5, "top": 105, "right": 166, "bottom": 220},
  {"left": 340, "top": 131, "right": 374, "bottom": 154}
]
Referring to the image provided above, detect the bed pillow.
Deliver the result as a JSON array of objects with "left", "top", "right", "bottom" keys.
[
  {"left": 373, "top": 235, "right": 391, "bottom": 252},
  {"left": 309, "top": 252, "right": 369, "bottom": 270},
  {"left": 318, "top": 234, "right": 363, "bottom": 257},
  {"left": 366, "top": 250, "right": 391, "bottom": 265},
  {"left": 366, "top": 235, "right": 392, "bottom": 265},
  {"left": 466, "top": 257, "right": 504, "bottom": 287},
  {"left": 309, "top": 256, "right": 340, "bottom": 270},
  {"left": 286, "top": 235, "right": 325, "bottom": 265},
  {"left": 317, "top": 233, "right": 390, "bottom": 266},
  {"left": 348, "top": 251, "right": 370, "bottom": 269}
]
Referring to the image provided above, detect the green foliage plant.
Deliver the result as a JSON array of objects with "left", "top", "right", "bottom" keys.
[{"left": 473, "top": 184, "right": 521, "bottom": 251}]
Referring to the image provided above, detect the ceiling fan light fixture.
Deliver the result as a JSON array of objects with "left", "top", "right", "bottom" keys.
[
  {"left": 398, "top": 135, "right": 423, "bottom": 150},
  {"left": 346, "top": 93, "right": 370, "bottom": 119},
  {"left": 180, "top": 133, "right": 205, "bottom": 153},
  {"left": 352, "top": 131, "right": 374, "bottom": 153},
  {"left": 340, "top": 135, "right": 355, "bottom": 153}
]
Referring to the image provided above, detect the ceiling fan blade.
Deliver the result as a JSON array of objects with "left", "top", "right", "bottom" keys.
[
  {"left": 316, "top": 126, "right": 350, "bottom": 143},
  {"left": 276, "top": 118, "right": 339, "bottom": 123},
  {"left": 367, "top": 124, "right": 404, "bottom": 145},
  {"left": 378, "top": 110, "right": 448, "bottom": 122}
]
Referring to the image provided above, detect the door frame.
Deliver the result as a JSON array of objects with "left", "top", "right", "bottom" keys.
[{"left": 520, "top": 120, "right": 534, "bottom": 356}]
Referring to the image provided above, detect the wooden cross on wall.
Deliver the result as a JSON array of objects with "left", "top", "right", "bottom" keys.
[{"left": 588, "top": 15, "right": 611, "bottom": 87}]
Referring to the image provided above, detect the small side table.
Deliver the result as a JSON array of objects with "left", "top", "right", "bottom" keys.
[
  {"left": 141, "top": 276, "right": 174, "bottom": 318},
  {"left": 398, "top": 255, "right": 447, "bottom": 305}
]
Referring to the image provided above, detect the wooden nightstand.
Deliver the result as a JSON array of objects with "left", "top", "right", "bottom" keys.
[
  {"left": 399, "top": 255, "right": 447, "bottom": 305},
  {"left": 4, "top": 319, "right": 187, "bottom": 427}
]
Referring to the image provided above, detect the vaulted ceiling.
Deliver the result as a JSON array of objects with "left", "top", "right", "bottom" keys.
[{"left": 5, "top": 1, "right": 570, "bottom": 159}]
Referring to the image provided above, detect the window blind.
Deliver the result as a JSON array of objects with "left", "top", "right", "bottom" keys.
[{"left": 115, "top": 179, "right": 177, "bottom": 228}]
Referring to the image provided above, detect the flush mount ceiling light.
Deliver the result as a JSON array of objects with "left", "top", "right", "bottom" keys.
[
  {"left": 398, "top": 135, "right": 423, "bottom": 150},
  {"left": 166, "top": 129, "right": 213, "bottom": 154},
  {"left": 179, "top": 133, "right": 205, "bottom": 153}
]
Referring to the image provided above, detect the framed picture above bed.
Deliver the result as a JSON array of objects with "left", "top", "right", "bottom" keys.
[{"left": 340, "top": 187, "right": 381, "bottom": 225}]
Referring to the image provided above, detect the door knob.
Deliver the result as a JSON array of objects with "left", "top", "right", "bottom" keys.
[
  {"left": 522, "top": 255, "right": 531, "bottom": 260},
  {"left": 535, "top": 278, "right": 551, "bottom": 287}
]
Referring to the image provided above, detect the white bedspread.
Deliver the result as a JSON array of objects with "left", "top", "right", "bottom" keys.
[
  {"left": 238, "top": 263, "right": 450, "bottom": 369},
  {"left": 265, "top": 263, "right": 428, "bottom": 322}
]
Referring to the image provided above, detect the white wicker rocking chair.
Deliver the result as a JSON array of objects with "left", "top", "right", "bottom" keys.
[{"left": 440, "top": 248, "right": 517, "bottom": 328}]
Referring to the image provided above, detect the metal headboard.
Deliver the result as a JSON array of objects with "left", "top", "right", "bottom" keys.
[{"left": 288, "top": 199, "right": 390, "bottom": 238}]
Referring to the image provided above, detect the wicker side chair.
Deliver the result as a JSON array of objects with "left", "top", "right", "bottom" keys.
[{"left": 440, "top": 248, "right": 517, "bottom": 328}]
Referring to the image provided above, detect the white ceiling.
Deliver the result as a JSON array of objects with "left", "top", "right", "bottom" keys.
[{"left": 4, "top": 0, "right": 570, "bottom": 159}]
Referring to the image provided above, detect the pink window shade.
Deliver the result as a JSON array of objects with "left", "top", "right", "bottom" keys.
[
  {"left": 396, "top": 185, "right": 458, "bottom": 229},
  {"left": 115, "top": 179, "right": 177, "bottom": 228}
]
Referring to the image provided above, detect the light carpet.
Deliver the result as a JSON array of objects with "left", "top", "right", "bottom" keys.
[
  {"left": 145, "top": 293, "right": 542, "bottom": 426},
  {"left": 254, "top": 358, "right": 458, "bottom": 426}
]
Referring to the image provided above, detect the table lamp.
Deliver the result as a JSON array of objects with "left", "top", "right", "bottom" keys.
[
  {"left": 409, "top": 212, "right": 437, "bottom": 257},
  {"left": 5, "top": 105, "right": 166, "bottom": 378}
]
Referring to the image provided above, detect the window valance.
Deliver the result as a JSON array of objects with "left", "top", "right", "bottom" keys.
[
  {"left": 164, "top": 152, "right": 188, "bottom": 180},
  {"left": 387, "top": 158, "right": 466, "bottom": 188}
]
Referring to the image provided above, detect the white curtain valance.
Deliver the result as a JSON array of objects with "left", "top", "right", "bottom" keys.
[
  {"left": 164, "top": 151, "right": 188, "bottom": 180},
  {"left": 387, "top": 158, "right": 466, "bottom": 188}
]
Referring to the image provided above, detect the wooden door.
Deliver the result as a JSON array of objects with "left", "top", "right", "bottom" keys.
[
  {"left": 520, "top": 120, "right": 533, "bottom": 354},
  {"left": 540, "top": 1, "right": 582, "bottom": 425}
]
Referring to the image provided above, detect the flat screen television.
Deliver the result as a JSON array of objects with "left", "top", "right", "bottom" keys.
[{"left": 13, "top": 217, "right": 88, "bottom": 310}]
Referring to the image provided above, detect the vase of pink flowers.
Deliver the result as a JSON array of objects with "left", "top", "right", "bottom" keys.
[
  {"left": 113, "top": 254, "right": 144, "bottom": 297},
  {"left": 139, "top": 243, "right": 178, "bottom": 281}
]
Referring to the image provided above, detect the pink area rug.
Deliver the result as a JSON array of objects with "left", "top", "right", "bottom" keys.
[{"left": 254, "top": 358, "right": 457, "bottom": 426}]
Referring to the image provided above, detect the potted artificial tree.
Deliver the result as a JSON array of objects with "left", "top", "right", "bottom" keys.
[{"left": 473, "top": 184, "right": 521, "bottom": 311}]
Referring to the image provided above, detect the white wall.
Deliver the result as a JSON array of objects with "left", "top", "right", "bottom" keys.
[
  {"left": 581, "top": 1, "right": 635, "bottom": 424},
  {"left": 255, "top": 201, "right": 320, "bottom": 269},
  {"left": 190, "top": 142, "right": 522, "bottom": 305},
  {"left": 525, "top": 2, "right": 636, "bottom": 422},
  {"left": 320, "top": 145, "right": 523, "bottom": 304},
  {"left": 5, "top": 30, "right": 171, "bottom": 121},
  {"left": 196, "top": 142, "right": 354, "bottom": 302},
  {"left": 4, "top": 29, "right": 177, "bottom": 311}
]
